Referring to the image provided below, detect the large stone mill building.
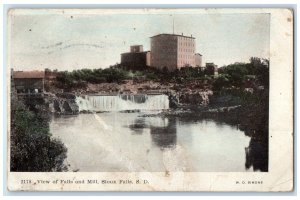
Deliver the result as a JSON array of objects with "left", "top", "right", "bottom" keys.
[
  {"left": 120, "top": 33, "right": 203, "bottom": 71},
  {"left": 150, "top": 33, "right": 201, "bottom": 71}
]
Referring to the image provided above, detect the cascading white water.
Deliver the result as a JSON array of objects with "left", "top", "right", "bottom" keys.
[{"left": 76, "top": 94, "right": 169, "bottom": 112}]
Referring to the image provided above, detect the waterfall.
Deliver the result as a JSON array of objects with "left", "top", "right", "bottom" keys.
[{"left": 76, "top": 94, "right": 169, "bottom": 112}]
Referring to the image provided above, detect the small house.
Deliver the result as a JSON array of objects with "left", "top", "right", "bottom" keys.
[{"left": 13, "top": 70, "right": 45, "bottom": 95}]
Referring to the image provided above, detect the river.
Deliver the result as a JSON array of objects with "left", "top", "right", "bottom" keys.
[{"left": 50, "top": 111, "right": 255, "bottom": 172}]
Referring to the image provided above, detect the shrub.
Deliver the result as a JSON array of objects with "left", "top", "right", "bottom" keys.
[{"left": 10, "top": 98, "right": 68, "bottom": 172}]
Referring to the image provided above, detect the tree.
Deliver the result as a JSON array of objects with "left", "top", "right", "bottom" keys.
[
  {"left": 222, "top": 63, "right": 249, "bottom": 87},
  {"left": 250, "top": 57, "right": 269, "bottom": 88}
]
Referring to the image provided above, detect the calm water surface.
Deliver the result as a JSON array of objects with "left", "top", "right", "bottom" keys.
[{"left": 50, "top": 112, "right": 254, "bottom": 172}]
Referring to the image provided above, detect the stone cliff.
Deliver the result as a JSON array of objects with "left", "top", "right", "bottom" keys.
[{"left": 47, "top": 93, "right": 79, "bottom": 115}]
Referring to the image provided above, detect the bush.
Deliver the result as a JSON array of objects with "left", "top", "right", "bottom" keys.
[
  {"left": 212, "top": 74, "right": 230, "bottom": 91},
  {"left": 10, "top": 98, "right": 68, "bottom": 172}
]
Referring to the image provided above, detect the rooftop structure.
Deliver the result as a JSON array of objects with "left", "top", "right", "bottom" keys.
[{"left": 13, "top": 70, "right": 45, "bottom": 79}]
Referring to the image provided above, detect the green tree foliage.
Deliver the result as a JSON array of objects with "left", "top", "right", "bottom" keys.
[
  {"left": 10, "top": 98, "right": 67, "bottom": 172},
  {"left": 250, "top": 58, "right": 269, "bottom": 89},
  {"left": 55, "top": 65, "right": 208, "bottom": 88},
  {"left": 217, "top": 57, "right": 269, "bottom": 89},
  {"left": 54, "top": 57, "right": 268, "bottom": 91},
  {"left": 222, "top": 63, "right": 249, "bottom": 87},
  {"left": 179, "top": 67, "right": 204, "bottom": 80},
  {"left": 212, "top": 74, "right": 230, "bottom": 91},
  {"left": 56, "top": 67, "right": 134, "bottom": 88}
]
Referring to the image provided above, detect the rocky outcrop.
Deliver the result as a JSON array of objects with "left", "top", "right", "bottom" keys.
[
  {"left": 168, "top": 94, "right": 180, "bottom": 108},
  {"left": 51, "top": 81, "right": 215, "bottom": 108},
  {"left": 49, "top": 93, "right": 79, "bottom": 115},
  {"left": 178, "top": 90, "right": 213, "bottom": 106}
]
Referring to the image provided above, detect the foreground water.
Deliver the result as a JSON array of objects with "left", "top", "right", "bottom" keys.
[{"left": 50, "top": 111, "right": 255, "bottom": 172}]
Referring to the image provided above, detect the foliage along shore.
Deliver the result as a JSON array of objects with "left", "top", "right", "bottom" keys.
[{"left": 10, "top": 93, "right": 68, "bottom": 172}]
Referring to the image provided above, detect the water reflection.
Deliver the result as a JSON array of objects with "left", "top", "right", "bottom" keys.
[
  {"left": 128, "top": 117, "right": 177, "bottom": 149},
  {"left": 150, "top": 118, "right": 177, "bottom": 149},
  {"left": 245, "top": 138, "right": 268, "bottom": 172},
  {"left": 128, "top": 115, "right": 268, "bottom": 172},
  {"left": 128, "top": 118, "right": 148, "bottom": 135}
]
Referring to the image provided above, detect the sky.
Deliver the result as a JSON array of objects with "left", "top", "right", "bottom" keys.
[{"left": 9, "top": 9, "right": 270, "bottom": 71}]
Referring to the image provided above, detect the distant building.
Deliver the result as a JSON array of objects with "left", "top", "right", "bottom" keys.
[
  {"left": 13, "top": 70, "right": 45, "bottom": 95},
  {"left": 121, "top": 45, "right": 151, "bottom": 70},
  {"left": 150, "top": 33, "right": 202, "bottom": 71},
  {"left": 205, "top": 62, "right": 218, "bottom": 76},
  {"left": 195, "top": 53, "right": 202, "bottom": 67}
]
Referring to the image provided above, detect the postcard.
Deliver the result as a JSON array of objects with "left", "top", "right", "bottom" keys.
[{"left": 6, "top": 8, "right": 293, "bottom": 191}]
